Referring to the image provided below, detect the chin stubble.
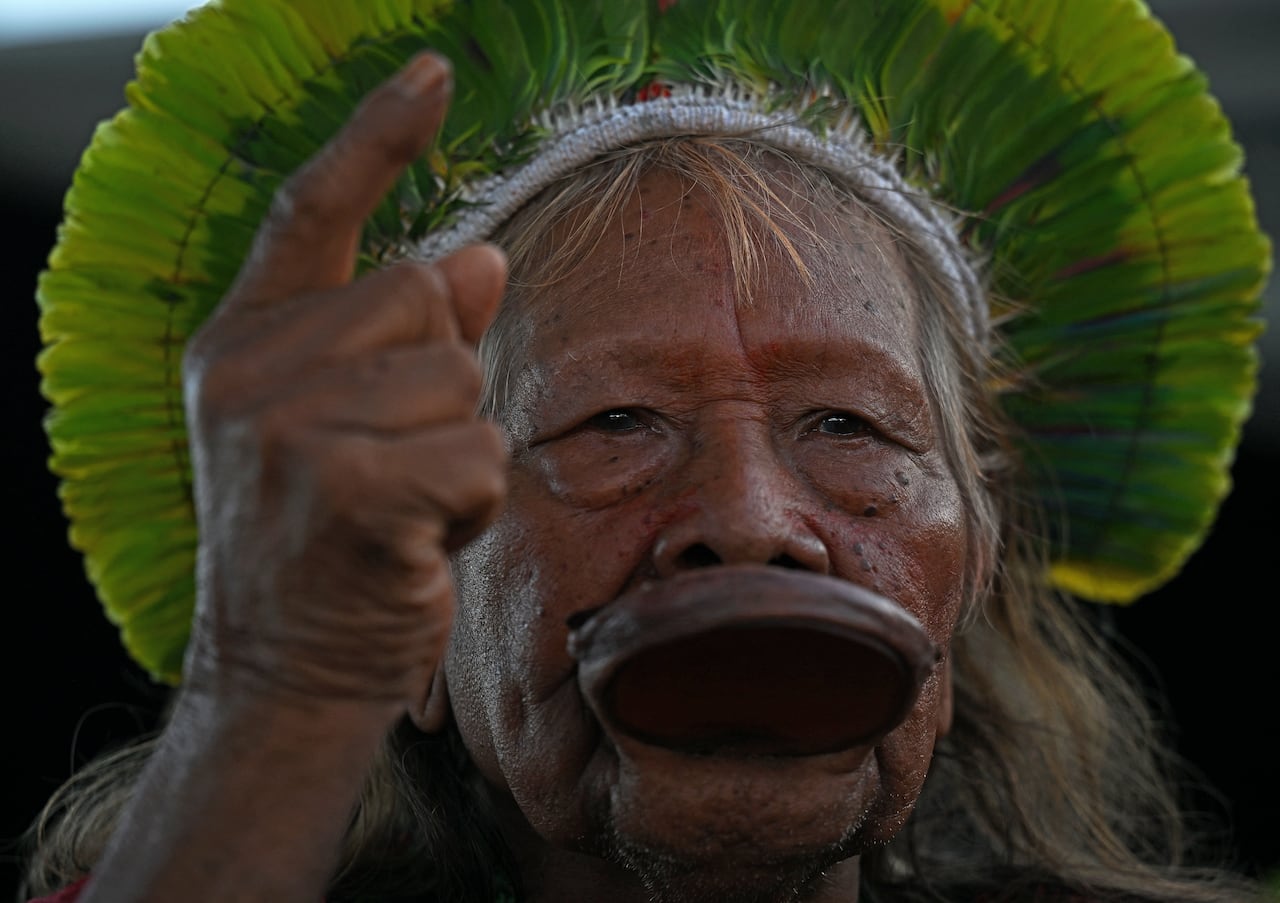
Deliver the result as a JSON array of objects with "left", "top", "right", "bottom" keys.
[{"left": 598, "top": 815, "right": 863, "bottom": 903}]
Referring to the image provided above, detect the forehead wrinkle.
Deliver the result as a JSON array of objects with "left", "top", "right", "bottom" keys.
[
  {"left": 533, "top": 325, "right": 929, "bottom": 415},
  {"left": 577, "top": 218, "right": 740, "bottom": 327},
  {"left": 534, "top": 335, "right": 753, "bottom": 396},
  {"left": 513, "top": 167, "right": 930, "bottom": 404},
  {"left": 550, "top": 165, "right": 823, "bottom": 326}
]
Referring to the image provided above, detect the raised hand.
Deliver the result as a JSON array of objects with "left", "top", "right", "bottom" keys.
[
  {"left": 180, "top": 50, "right": 508, "bottom": 713},
  {"left": 80, "top": 53, "right": 507, "bottom": 903}
]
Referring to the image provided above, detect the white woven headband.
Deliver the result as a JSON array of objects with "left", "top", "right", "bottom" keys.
[{"left": 412, "top": 85, "right": 987, "bottom": 341}]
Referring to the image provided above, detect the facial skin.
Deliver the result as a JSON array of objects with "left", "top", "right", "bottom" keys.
[{"left": 439, "top": 168, "right": 970, "bottom": 903}]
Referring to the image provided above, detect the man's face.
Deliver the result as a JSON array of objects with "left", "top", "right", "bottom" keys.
[{"left": 444, "top": 168, "right": 970, "bottom": 886}]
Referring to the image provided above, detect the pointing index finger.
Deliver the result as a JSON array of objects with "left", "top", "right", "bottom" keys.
[{"left": 229, "top": 52, "right": 454, "bottom": 306}]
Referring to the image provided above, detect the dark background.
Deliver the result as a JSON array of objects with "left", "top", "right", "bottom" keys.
[{"left": 3, "top": 1, "right": 1278, "bottom": 898}]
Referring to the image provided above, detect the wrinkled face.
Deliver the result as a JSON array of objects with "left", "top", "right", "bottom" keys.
[{"left": 445, "top": 168, "right": 969, "bottom": 888}]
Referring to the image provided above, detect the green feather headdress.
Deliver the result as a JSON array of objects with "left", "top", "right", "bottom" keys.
[{"left": 37, "top": 0, "right": 1270, "bottom": 684}]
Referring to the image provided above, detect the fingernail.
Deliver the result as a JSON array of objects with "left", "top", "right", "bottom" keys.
[{"left": 395, "top": 53, "right": 451, "bottom": 100}]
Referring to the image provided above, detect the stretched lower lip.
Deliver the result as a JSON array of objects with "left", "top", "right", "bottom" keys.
[{"left": 567, "top": 566, "right": 940, "bottom": 757}]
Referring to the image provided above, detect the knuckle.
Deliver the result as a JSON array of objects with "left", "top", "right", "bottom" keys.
[
  {"left": 346, "top": 501, "right": 446, "bottom": 566},
  {"left": 452, "top": 424, "right": 510, "bottom": 511},
  {"left": 266, "top": 168, "right": 330, "bottom": 239},
  {"left": 264, "top": 180, "right": 300, "bottom": 233},
  {"left": 476, "top": 464, "right": 508, "bottom": 512},
  {"left": 233, "top": 406, "right": 308, "bottom": 490},
  {"left": 390, "top": 525, "right": 451, "bottom": 592},
  {"left": 393, "top": 260, "right": 447, "bottom": 297},
  {"left": 384, "top": 262, "right": 452, "bottom": 333},
  {"left": 183, "top": 315, "right": 235, "bottom": 385},
  {"left": 475, "top": 419, "right": 511, "bottom": 466},
  {"left": 433, "top": 342, "right": 485, "bottom": 400},
  {"left": 184, "top": 337, "right": 264, "bottom": 426},
  {"left": 254, "top": 403, "right": 302, "bottom": 453},
  {"left": 315, "top": 437, "right": 376, "bottom": 495},
  {"left": 183, "top": 352, "right": 234, "bottom": 425},
  {"left": 423, "top": 424, "right": 508, "bottom": 515}
]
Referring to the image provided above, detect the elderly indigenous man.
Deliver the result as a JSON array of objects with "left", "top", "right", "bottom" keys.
[{"left": 22, "top": 1, "right": 1271, "bottom": 902}]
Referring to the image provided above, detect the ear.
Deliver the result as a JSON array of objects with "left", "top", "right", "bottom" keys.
[
  {"left": 409, "top": 664, "right": 452, "bottom": 733},
  {"left": 934, "top": 655, "right": 954, "bottom": 739}
]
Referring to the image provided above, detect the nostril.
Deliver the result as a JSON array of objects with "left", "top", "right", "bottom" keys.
[
  {"left": 566, "top": 606, "right": 603, "bottom": 630},
  {"left": 675, "top": 543, "right": 722, "bottom": 570},
  {"left": 769, "top": 553, "right": 807, "bottom": 570}
]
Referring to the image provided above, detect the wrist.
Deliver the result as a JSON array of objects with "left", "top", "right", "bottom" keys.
[{"left": 80, "top": 685, "right": 403, "bottom": 903}]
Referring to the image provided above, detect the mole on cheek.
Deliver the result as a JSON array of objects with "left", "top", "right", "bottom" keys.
[
  {"left": 849, "top": 540, "right": 890, "bottom": 594},
  {"left": 863, "top": 486, "right": 906, "bottom": 518},
  {"left": 615, "top": 472, "right": 659, "bottom": 499}
]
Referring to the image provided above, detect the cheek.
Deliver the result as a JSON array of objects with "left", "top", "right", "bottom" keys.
[
  {"left": 446, "top": 527, "right": 531, "bottom": 787},
  {"left": 445, "top": 467, "right": 666, "bottom": 772},
  {"left": 449, "top": 506, "right": 563, "bottom": 705},
  {"left": 818, "top": 463, "right": 966, "bottom": 843},
  {"left": 858, "top": 664, "right": 952, "bottom": 845},
  {"left": 815, "top": 457, "right": 968, "bottom": 641}
]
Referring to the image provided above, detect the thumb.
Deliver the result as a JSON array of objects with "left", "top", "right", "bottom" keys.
[{"left": 433, "top": 244, "right": 509, "bottom": 345}]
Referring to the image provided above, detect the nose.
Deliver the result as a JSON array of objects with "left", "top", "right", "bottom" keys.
[{"left": 650, "top": 423, "right": 831, "bottom": 576}]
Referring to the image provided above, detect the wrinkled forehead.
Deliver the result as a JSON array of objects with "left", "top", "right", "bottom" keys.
[
  {"left": 507, "top": 151, "right": 926, "bottom": 330},
  {"left": 474, "top": 143, "right": 952, "bottom": 429}
]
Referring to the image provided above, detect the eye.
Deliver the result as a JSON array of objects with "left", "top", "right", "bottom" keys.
[
  {"left": 586, "top": 409, "right": 647, "bottom": 432},
  {"left": 810, "top": 412, "right": 871, "bottom": 437}
]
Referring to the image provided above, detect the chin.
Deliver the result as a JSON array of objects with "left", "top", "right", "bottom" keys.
[
  {"left": 600, "top": 817, "right": 856, "bottom": 903},
  {"left": 577, "top": 744, "right": 879, "bottom": 902}
]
